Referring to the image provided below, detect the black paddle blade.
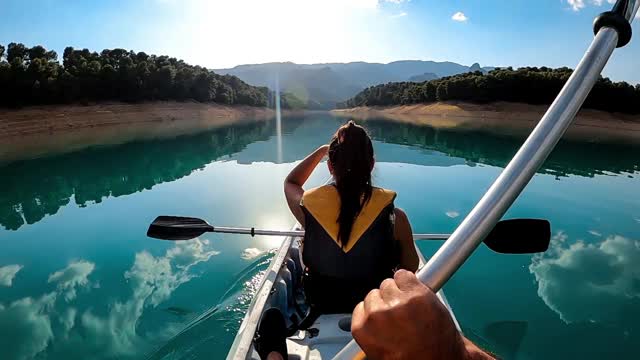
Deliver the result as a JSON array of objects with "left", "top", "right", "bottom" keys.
[
  {"left": 484, "top": 219, "right": 550, "bottom": 254},
  {"left": 147, "top": 216, "right": 213, "bottom": 241}
]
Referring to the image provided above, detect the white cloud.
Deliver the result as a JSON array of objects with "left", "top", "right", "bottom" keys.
[
  {"left": 241, "top": 248, "right": 264, "bottom": 260},
  {"left": 452, "top": 11, "right": 468, "bottom": 22},
  {"left": 0, "top": 239, "right": 220, "bottom": 359},
  {"left": 568, "top": 0, "right": 617, "bottom": 11},
  {"left": 445, "top": 210, "right": 460, "bottom": 218},
  {"left": 588, "top": 230, "right": 602, "bottom": 237},
  {"left": 48, "top": 261, "right": 95, "bottom": 301},
  {"left": 59, "top": 308, "right": 77, "bottom": 333},
  {"left": 591, "top": 0, "right": 616, "bottom": 5},
  {"left": 166, "top": 238, "right": 220, "bottom": 269},
  {"left": 568, "top": 0, "right": 586, "bottom": 11},
  {"left": 77, "top": 238, "right": 219, "bottom": 357},
  {"left": 391, "top": 11, "right": 407, "bottom": 18},
  {"left": 0, "top": 264, "right": 23, "bottom": 287},
  {"left": 530, "top": 234, "right": 640, "bottom": 324},
  {"left": 0, "top": 293, "right": 57, "bottom": 360}
]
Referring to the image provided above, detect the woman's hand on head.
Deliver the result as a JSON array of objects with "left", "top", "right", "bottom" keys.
[
  {"left": 284, "top": 145, "right": 331, "bottom": 226},
  {"left": 318, "top": 144, "right": 330, "bottom": 156}
]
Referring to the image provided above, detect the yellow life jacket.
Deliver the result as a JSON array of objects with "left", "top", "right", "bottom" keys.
[{"left": 300, "top": 185, "right": 400, "bottom": 313}]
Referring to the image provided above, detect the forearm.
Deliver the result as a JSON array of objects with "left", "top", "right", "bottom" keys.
[{"left": 285, "top": 145, "right": 328, "bottom": 187}]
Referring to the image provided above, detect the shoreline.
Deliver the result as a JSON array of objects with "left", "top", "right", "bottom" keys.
[
  {"left": 332, "top": 102, "right": 640, "bottom": 145},
  {"left": 2, "top": 100, "right": 639, "bottom": 164},
  {"left": 0, "top": 102, "right": 292, "bottom": 164}
]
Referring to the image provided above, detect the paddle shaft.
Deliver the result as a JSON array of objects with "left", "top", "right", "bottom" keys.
[
  {"left": 333, "top": 1, "right": 640, "bottom": 358},
  {"left": 209, "top": 226, "right": 449, "bottom": 240}
]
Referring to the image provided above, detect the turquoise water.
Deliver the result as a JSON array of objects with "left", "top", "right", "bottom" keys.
[{"left": 0, "top": 114, "right": 638, "bottom": 359}]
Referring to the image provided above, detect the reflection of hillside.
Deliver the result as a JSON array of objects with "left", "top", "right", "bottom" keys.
[
  {"left": 234, "top": 115, "right": 467, "bottom": 167},
  {"left": 3, "top": 115, "right": 638, "bottom": 231},
  {"left": 0, "top": 121, "right": 275, "bottom": 231},
  {"left": 232, "top": 115, "right": 338, "bottom": 164},
  {"left": 361, "top": 119, "right": 640, "bottom": 177}
]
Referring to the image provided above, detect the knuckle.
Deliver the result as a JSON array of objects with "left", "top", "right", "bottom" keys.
[
  {"left": 393, "top": 269, "right": 414, "bottom": 283},
  {"left": 393, "top": 268, "right": 410, "bottom": 279},
  {"left": 406, "top": 289, "right": 432, "bottom": 309},
  {"left": 365, "top": 288, "right": 381, "bottom": 301},
  {"left": 379, "top": 277, "right": 395, "bottom": 290}
]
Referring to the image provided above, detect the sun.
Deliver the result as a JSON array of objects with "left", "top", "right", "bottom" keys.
[{"left": 170, "top": 0, "right": 384, "bottom": 67}]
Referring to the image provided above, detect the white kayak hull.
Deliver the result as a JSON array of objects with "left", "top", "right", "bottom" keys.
[{"left": 226, "top": 227, "right": 460, "bottom": 360}]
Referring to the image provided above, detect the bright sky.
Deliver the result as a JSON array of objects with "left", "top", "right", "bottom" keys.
[{"left": 1, "top": 0, "right": 639, "bottom": 84}]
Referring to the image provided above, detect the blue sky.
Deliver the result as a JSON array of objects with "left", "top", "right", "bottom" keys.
[{"left": 1, "top": 0, "right": 639, "bottom": 84}]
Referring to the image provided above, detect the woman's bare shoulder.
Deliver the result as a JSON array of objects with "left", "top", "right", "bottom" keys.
[{"left": 394, "top": 207, "right": 409, "bottom": 221}]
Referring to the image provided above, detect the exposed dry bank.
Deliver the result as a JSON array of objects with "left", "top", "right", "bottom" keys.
[
  {"left": 0, "top": 102, "right": 279, "bottom": 164},
  {"left": 332, "top": 102, "right": 640, "bottom": 144}
]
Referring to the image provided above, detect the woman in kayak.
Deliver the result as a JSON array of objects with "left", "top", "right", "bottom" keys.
[
  {"left": 257, "top": 121, "right": 490, "bottom": 360},
  {"left": 284, "top": 120, "right": 419, "bottom": 313}
]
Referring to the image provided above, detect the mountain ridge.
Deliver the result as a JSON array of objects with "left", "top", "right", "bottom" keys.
[{"left": 214, "top": 60, "right": 492, "bottom": 109}]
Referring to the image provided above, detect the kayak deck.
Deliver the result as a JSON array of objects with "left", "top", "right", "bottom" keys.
[{"left": 227, "top": 229, "right": 459, "bottom": 360}]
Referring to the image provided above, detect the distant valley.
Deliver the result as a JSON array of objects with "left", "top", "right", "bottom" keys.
[{"left": 214, "top": 61, "right": 492, "bottom": 109}]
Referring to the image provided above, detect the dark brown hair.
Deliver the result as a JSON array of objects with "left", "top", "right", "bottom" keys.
[{"left": 328, "top": 120, "right": 374, "bottom": 248}]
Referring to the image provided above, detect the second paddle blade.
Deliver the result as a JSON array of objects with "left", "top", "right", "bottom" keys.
[
  {"left": 484, "top": 218, "right": 551, "bottom": 254},
  {"left": 147, "top": 216, "right": 213, "bottom": 241}
]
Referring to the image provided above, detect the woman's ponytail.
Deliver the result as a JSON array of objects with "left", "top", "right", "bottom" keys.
[{"left": 328, "top": 121, "right": 374, "bottom": 248}]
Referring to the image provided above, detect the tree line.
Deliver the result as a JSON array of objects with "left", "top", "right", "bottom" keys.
[
  {"left": 339, "top": 67, "right": 640, "bottom": 114},
  {"left": 0, "top": 42, "right": 298, "bottom": 108}
]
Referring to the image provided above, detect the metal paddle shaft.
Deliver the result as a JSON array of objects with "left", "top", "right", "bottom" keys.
[
  {"left": 147, "top": 216, "right": 449, "bottom": 240},
  {"left": 419, "top": 0, "right": 637, "bottom": 295},
  {"left": 333, "top": 1, "right": 639, "bottom": 358},
  {"left": 147, "top": 216, "right": 550, "bottom": 254}
]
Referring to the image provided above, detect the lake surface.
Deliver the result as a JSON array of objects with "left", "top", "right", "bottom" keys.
[{"left": 0, "top": 114, "right": 638, "bottom": 360}]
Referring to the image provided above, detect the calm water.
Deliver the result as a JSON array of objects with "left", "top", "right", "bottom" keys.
[{"left": 0, "top": 114, "right": 638, "bottom": 360}]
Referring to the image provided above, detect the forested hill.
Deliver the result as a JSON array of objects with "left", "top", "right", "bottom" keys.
[
  {"left": 339, "top": 67, "right": 640, "bottom": 114},
  {"left": 0, "top": 43, "right": 287, "bottom": 108}
]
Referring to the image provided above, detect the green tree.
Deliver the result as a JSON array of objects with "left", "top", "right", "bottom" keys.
[
  {"left": 7, "top": 42, "right": 28, "bottom": 63},
  {"left": 339, "top": 66, "right": 640, "bottom": 115},
  {"left": 0, "top": 42, "right": 299, "bottom": 108}
]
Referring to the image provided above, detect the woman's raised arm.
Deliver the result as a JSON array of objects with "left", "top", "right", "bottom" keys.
[{"left": 284, "top": 145, "right": 329, "bottom": 226}]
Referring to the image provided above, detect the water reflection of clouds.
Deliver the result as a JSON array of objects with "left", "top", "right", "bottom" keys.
[
  {"left": 0, "top": 238, "right": 219, "bottom": 359},
  {"left": 445, "top": 210, "right": 460, "bottom": 218},
  {"left": 0, "top": 293, "right": 57, "bottom": 360},
  {"left": 0, "top": 264, "right": 23, "bottom": 286},
  {"left": 530, "top": 232, "right": 640, "bottom": 324},
  {"left": 48, "top": 260, "right": 95, "bottom": 301},
  {"left": 241, "top": 248, "right": 264, "bottom": 260}
]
